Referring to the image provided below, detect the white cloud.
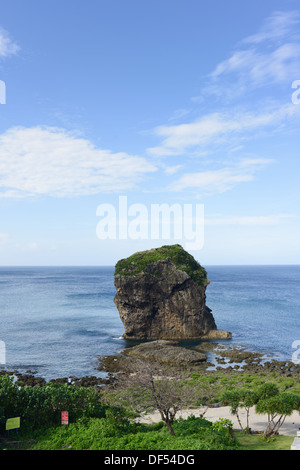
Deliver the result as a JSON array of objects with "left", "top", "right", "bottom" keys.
[
  {"left": 211, "top": 43, "right": 300, "bottom": 87},
  {"left": 0, "top": 126, "right": 156, "bottom": 198},
  {"left": 162, "top": 164, "right": 183, "bottom": 175},
  {"left": 145, "top": 11, "right": 300, "bottom": 201},
  {"left": 0, "top": 27, "right": 19, "bottom": 58},
  {"left": 167, "top": 158, "right": 272, "bottom": 195},
  {"left": 206, "top": 10, "right": 300, "bottom": 97},
  {"left": 148, "top": 113, "right": 238, "bottom": 156},
  {"left": 243, "top": 10, "right": 300, "bottom": 45},
  {"left": 147, "top": 104, "right": 299, "bottom": 157}
]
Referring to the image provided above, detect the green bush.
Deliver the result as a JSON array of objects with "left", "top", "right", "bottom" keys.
[
  {"left": 0, "top": 374, "right": 107, "bottom": 432},
  {"left": 30, "top": 414, "right": 240, "bottom": 450}
]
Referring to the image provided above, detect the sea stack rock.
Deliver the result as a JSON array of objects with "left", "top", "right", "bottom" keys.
[{"left": 114, "top": 244, "right": 224, "bottom": 340}]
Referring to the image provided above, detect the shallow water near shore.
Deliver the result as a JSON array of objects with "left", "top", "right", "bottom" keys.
[{"left": 0, "top": 265, "right": 299, "bottom": 381}]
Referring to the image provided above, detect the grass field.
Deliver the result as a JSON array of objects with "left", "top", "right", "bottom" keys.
[{"left": 236, "top": 433, "right": 294, "bottom": 450}]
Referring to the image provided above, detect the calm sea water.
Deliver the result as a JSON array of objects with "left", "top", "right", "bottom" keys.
[{"left": 0, "top": 265, "right": 299, "bottom": 380}]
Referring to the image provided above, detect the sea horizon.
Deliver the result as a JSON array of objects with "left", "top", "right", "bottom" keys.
[{"left": 1, "top": 264, "right": 300, "bottom": 267}]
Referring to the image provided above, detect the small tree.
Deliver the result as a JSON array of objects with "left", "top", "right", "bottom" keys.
[
  {"left": 221, "top": 388, "right": 259, "bottom": 433},
  {"left": 239, "top": 389, "right": 259, "bottom": 432},
  {"left": 256, "top": 392, "right": 300, "bottom": 438},
  {"left": 110, "top": 359, "right": 197, "bottom": 435},
  {"left": 221, "top": 390, "right": 243, "bottom": 431}
]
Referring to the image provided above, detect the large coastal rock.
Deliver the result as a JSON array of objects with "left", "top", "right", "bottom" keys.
[{"left": 114, "top": 245, "right": 227, "bottom": 340}]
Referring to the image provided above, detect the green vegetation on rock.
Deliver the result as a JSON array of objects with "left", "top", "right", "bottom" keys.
[{"left": 114, "top": 244, "right": 208, "bottom": 286}]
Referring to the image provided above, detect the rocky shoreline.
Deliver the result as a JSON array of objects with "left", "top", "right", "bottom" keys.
[
  {"left": 97, "top": 339, "right": 300, "bottom": 380},
  {"left": 0, "top": 369, "right": 110, "bottom": 387},
  {"left": 2, "top": 339, "right": 300, "bottom": 387}
]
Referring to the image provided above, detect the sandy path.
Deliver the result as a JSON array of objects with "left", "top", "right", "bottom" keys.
[{"left": 137, "top": 406, "right": 300, "bottom": 436}]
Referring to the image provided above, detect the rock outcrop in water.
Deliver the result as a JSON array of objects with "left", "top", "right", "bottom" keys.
[
  {"left": 114, "top": 244, "right": 230, "bottom": 340},
  {"left": 123, "top": 340, "right": 207, "bottom": 365}
]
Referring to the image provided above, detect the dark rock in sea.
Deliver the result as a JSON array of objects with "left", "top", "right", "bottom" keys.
[
  {"left": 15, "top": 374, "right": 46, "bottom": 387},
  {"left": 123, "top": 340, "right": 207, "bottom": 366},
  {"left": 114, "top": 244, "right": 230, "bottom": 340},
  {"left": 49, "top": 376, "right": 109, "bottom": 386},
  {"left": 49, "top": 377, "right": 69, "bottom": 384},
  {"left": 72, "top": 376, "right": 109, "bottom": 387}
]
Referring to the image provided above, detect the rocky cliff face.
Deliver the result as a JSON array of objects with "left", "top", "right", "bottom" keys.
[{"left": 114, "top": 245, "right": 220, "bottom": 340}]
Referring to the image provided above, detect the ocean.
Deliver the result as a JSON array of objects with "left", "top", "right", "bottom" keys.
[{"left": 0, "top": 265, "right": 299, "bottom": 381}]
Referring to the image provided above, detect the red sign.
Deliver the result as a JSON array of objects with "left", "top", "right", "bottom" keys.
[{"left": 61, "top": 411, "right": 68, "bottom": 425}]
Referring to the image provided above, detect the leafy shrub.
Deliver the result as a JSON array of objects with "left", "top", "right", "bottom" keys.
[
  {"left": 30, "top": 414, "right": 240, "bottom": 450},
  {"left": 0, "top": 374, "right": 107, "bottom": 431}
]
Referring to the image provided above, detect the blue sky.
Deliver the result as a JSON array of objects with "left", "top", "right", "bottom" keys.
[{"left": 0, "top": 0, "right": 299, "bottom": 265}]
